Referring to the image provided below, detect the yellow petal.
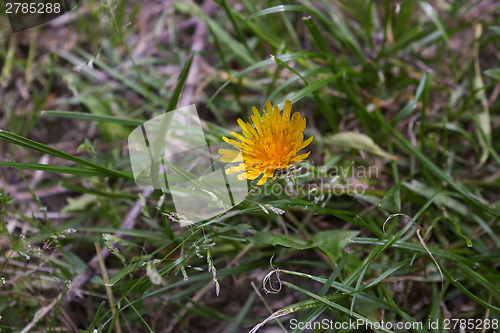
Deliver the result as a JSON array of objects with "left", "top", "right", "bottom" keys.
[
  {"left": 290, "top": 112, "right": 301, "bottom": 130},
  {"left": 291, "top": 151, "right": 311, "bottom": 162},
  {"left": 264, "top": 168, "right": 275, "bottom": 178},
  {"left": 245, "top": 168, "right": 262, "bottom": 180},
  {"left": 237, "top": 119, "right": 255, "bottom": 139},
  {"left": 265, "top": 100, "right": 273, "bottom": 115},
  {"left": 297, "top": 117, "right": 306, "bottom": 132},
  {"left": 257, "top": 175, "right": 268, "bottom": 185},
  {"left": 230, "top": 131, "right": 248, "bottom": 142},
  {"left": 218, "top": 149, "right": 243, "bottom": 163},
  {"left": 222, "top": 136, "right": 242, "bottom": 149},
  {"left": 300, "top": 136, "right": 313, "bottom": 149},
  {"left": 273, "top": 105, "right": 281, "bottom": 129},
  {"left": 226, "top": 163, "right": 246, "bottom": 174},
  {"left": 283, "top": 100, "right": 291, "bottom": 124}
]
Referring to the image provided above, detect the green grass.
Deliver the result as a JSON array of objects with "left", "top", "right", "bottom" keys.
[{"left": 0, "top": 0, "right": 499, "bottom": 332}]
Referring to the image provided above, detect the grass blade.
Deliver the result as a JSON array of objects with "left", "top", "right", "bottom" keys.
[
  {"left": 0, "top": 130, "right": 134, "bottom": 180},
  {"left": 42, "top": 110, "right": 144, "bottom": 126}
]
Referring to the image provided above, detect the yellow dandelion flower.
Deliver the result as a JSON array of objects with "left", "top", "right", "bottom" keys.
[{"left": 218, "top": 100, "right": 313, "bottom": 186}]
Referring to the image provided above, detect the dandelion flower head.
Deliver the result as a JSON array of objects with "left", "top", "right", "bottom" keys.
[{"left": 218, "top": 100, "right": 313, "bottom": 185}]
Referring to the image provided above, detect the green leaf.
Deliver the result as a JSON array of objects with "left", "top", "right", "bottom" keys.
[
  {"left": 392, "top": 72, "right": 428, "bottom": 124},
  {"left": 167, "top": 53, "right": 193, "bottom": 111},
  {"left": 324, "top": 131, "right": 398, "bottom": 161},
  {"left": 106, "top": 261, "right": 142, "bottom": 287},
  {"left": 62, "top": 194, "right": 99, "bottom": 214},
  {"left": 312, "top": 230, "right": 359, "bottom": 265},
  {"left": 473, "top": 24, "right": 491, "bottom": 168},
  {"left": 483, "top": 68, "right": 500, "bottom": 81},
  {"left": 450, "top": 218, "right": 473, "bottom": 247},
  {"left": 363, "top": 258, "right": 413, "bottom": 290},
  {"left": 251, "top": 230, "right": 360, "bottom": 265},
  {"left": 0, "top": 37, "right": 15, "bottom": 83},
  {"left": 489, "top": 26, "right": 500, "bottom": 35},
  {"left": 79, "top": 95, "right": 129, "bottom": 140},
  {"left": 87, "top": 302, "right": 107, "bottom": 331},
  {"left": 251, "top": 231, "right": 314, "bottom": 250},
  {"left": 303, "top": 16, "right": 329, "bottom": 53}
]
